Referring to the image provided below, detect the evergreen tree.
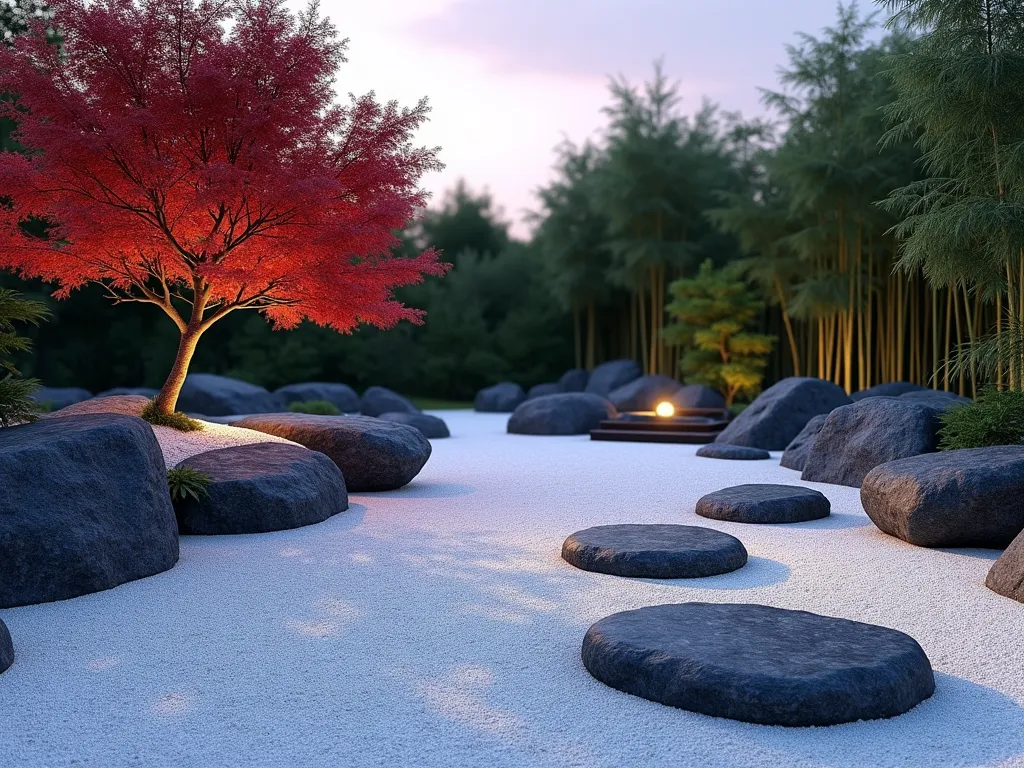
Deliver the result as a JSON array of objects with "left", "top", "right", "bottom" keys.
[
  {"left": 879, "top": 0, "right": 1024, "bottom": 388},
  {"left": 664, "top": 260, "right": 775, "bottom": 405}
]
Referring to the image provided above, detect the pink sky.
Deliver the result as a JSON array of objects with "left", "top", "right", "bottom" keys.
[{"left": 314, "top": 0, "right": 884, "bottom": 239}]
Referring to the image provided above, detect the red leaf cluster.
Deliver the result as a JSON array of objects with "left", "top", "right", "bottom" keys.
[{"left": 0, "top": 0, "right": 449, "bottom": 334}]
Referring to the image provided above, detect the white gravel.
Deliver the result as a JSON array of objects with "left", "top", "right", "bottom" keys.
[
  {"left": 1, "top": 410, "right": 1023, "bottom": 767},
  {"left": 152, "top": 420, "right": 299, "bottom": 468}
]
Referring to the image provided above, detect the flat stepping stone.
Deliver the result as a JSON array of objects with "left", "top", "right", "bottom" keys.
[
  {"left": 0, "top": 618, "right": 12, "bottom": 675},
  {"left": 562, "top": 524, "right": 747, "bottom": 578},
  {"left": 696, "top": 484, "right": 829, "bottom": 524},
  {"left": 175, "top": 442, "right": 348, "bottom": 535},
  {"left": 582, "top": 603, "right": 935, "bottom": 726},
  {"left": 696, "top": 444, "right": 770, "bottom": 460}
]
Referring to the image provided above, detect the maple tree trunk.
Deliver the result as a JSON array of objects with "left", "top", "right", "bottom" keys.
[{"left": 154, "top": 324, "right": 206, "bottom": 415}]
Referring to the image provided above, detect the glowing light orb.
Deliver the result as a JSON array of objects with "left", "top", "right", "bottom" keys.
[{"left": 655, "top": 401, "right": 675, "bottom": 418}]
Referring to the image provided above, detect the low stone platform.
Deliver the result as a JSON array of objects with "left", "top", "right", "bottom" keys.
[
  {"left": 561, "top": 524, "right": 747, "bottom": 578},
  {"left": 581, "top": 602, "right": 935, "bottom": 726}
]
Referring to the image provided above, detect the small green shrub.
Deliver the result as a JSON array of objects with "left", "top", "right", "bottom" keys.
[
  {"left": 167, "top": 467, "right": 212, "bottom": 503},
  {"left": 0, "top": 375, "right": 42, "bottom": 426},
  {"left": 938, "top": 388, "right": 1024, "bottom": 450},
  {"left": 287, "top": 399, "right": 341, "bottom": 415},
  {"left": 141, "top": 399, "right": 204, "bottom": 431}
]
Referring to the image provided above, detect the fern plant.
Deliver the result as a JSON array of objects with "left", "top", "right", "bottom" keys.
[
  {"left": 287, "top": 399, "right": 341, "bottom": 415},
  {"left": 938, "top": 388, "right": 1024, "bottom": 451},
  {"left": 167, "top": 467, "right": 212, "bottom": 503},
  {"left": 0, "top": 287, "right": 49, "bottom": 426}
]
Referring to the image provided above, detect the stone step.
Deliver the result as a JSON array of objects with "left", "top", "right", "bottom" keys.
[{"left": 589, "top": 428, "right": 722, "bottom": 444}]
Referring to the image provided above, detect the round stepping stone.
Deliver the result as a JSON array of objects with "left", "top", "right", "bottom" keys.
[
  {"left": 582, "top": 603, "right": 935, "bottom": 726},
  {"left": 696, "top": 484, "right": 829, "bottom": 524},
  {"left": 562, "top": 524, "right": 747, "bottom": 578},
  {"left": 0, "top": 618, "right": 13, "bottom": 674},
  {"left": 696, "top": 444, "right": 770, "bottom": 460}
]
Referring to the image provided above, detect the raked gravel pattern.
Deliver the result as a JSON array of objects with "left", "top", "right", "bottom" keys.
[
  {"left": 0, "top": 411, "right": 1022, "bottom": 767},
  {"left": 152, "top": 420, "right": 299, "bottom": 468}
]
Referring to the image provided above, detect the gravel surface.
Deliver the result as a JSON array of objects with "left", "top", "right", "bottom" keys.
[
  {"left": 0, "top": 410, "right": 1022, "bottom": 767},
  {"left": 152, "top": 420, "right": 299, "bottom": 468}
]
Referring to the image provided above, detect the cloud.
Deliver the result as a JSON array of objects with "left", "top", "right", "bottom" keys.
[{"left": 399, "top": 0, "right": 877, "bottom": 106}]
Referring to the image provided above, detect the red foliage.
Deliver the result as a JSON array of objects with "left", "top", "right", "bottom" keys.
[{"left": 0, "top": 0, "right": 448, "bottom": 338}]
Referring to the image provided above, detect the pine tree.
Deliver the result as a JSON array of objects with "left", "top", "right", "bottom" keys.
[{"left": 664, "top": 260, "right": 775, "bottom": 405}]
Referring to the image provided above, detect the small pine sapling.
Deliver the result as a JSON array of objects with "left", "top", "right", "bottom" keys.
[{"left": 664, "top": 260, "right": 775, "bottom": 406}]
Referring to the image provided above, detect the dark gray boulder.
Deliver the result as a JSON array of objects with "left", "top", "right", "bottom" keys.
[
  {"left": 174, "top": 443, "right": 348, "bottom": 535},
  {"left": 899, "top": 389, "right": 971, "bottom": 409},
  {"left": 585, "top": 359, "right": 642, "bottom": 397},
  {"left": 507, "top": 393, "right": 617, "bottom": 435},
  {"left": 582, "top": 603, "right": 935, "bottom": 726},
  {"left": 50, "top": 394, "right": 149, "bottom": 418},
  {"left": 177, "top": 373, "right": 282, "bottom": 416},
  {"left": 714, "top": 377, "right": 851, "bottom": 450},
  {"left": 475, "top": 382, "right": 527, "bottom": 413},
  {"left": 696, "top": 484, "right": 830, "bottom": 524},
  {"left": 234, "top": 413, "right": 431, "bottom": 492},
  {"left": 670, "top": 384, "right": 727, "bottom": 411},
  {"left": 31, "top": 386, "right": 92, "bottom": 411},
  {"left": 96, "top": 387, "right": 160, "bottom": 399},
  {"left": 607, "top": 374, "right": 682, "bottom": 412},
  {"left": 275, "top": 382, "right": 360, "bottom": 413},
  {"left": 527, "top": 382, "right": 563, "bottom": 399},
  {"left": 562, "top": 524, "right": 747, "bottom": 578},
  {"left": 780, "top": 414, "right": 828, "bottom": 472},
  {"left": 559, "top": 369, "right": 590, "bottom": 393},
  {"left": 0, "top": 619, "right": 12, "bottom": 675},
  {"left": 801, "top": 399, "right": 941, "bottom": 488},
  {"left": 695, "top": 444, "right": 770, "bottom": 460},
  {"left": 986, "top": 529, "right": 1024, "bottom": 604},
  {"left": 360, "top": 386, "right": 419, "bottom": 417},
  {"left": 852, "top": 382, "right": 927, "bottom": 401},
  {"left": 861, "top": 446, "right": 1024, "bottom": 548},
  {"left": 0, "top": 414, "right": 178, "bottom": 608},
  {"left": 377, "top": 411, "right": 450, "bottom": 439}
]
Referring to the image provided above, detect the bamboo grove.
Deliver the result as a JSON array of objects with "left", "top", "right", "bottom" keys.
[{"left": 531, "top": 0, "right": 1024, "bottom": 397}]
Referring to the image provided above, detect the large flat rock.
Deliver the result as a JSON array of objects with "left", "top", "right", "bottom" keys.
[
  {"left": 696, "top": 484, "right": 830, "bottom": 524},
  {"left": 275, "top": 382, "right": 360, "bottom": 413},
  {"left": 377, "top": 411, "right": 450, "bottom": 439},
  {"left": 585, "top": 360, "right": 641, "bottom": 397},
  {"left": 0, "top": 414, "right": 178, "bottom": 608},
  {"left": 607, "top": 375, "right": 682, "bottom": 412},
  {"left": 562, "top": 524, "right": 747, "bottom": 578},
  {"left": 507, "top": 393, "right": 617, "bottom": 435},
  {"left": 474, "top": 382, "right": 526, "bottom": 413},
  {"left": 31, "top": 386, "right": 92, "bottom": 411},
  {"left": 801, "top": 398, "right": 941, "bottom": 487},
  {"left": 582, "top": 603, "right": 935, "bottom": 726},
  {"left": 714, "top": 377, "right": 851, "bottom": 450},
  {"left": 175, "top": 443, "right": 348, "bottom": 535},
  {"left": 986, "top": 529, "right": 1024, "bottom": 604},
  {"left": 360, "top": 386, "right": 419, "bottom": 417},
  {"left": 696, "top": 444, "right": 770, "bottom": 460},
  {"left": 234, "top": 413, "right": 431, "bottom": 492},
  {"left": 0, "top": 619, "right": 12, "bottom": 675},
  {"left": 177, "top": 373, "right": 282, "bottom": 416},
  {"left": 862, "top": 447, "right": 1024, "bottom": 548}
]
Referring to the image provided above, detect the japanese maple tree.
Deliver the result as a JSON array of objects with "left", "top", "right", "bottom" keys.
[{"left": 0, "top": 0, "right": 448, "bottom": 414}]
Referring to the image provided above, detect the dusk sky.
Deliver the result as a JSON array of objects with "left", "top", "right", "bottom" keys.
[{"left": 316, "top": 1, "right": 887, "bottom": 238}]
